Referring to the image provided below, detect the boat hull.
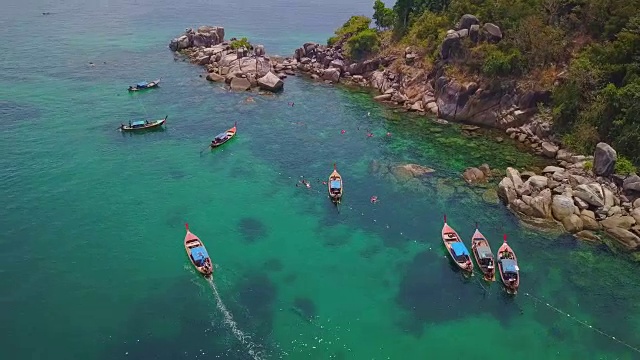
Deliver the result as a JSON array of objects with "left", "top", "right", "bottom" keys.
[
  {"left": 121, "top": 117, "right": 166, "bottom": 131},
  {"left": 497, "top": 242, "right": 519, "bottom": 293},
  {"left": 442, "top": 222, "right": 473, "bottom": 272},
  {"left": 328, "top": 167, "right": 343, "bottom": 203},
  {"left": 128, "top": 79, "right": 160, "bottom": 92},
  {"left": 471, "top": 235, "right": 496, "bottom": 282},
  {"left": 184, "top": 226, "right": 213, "bottom": 277},
  {"left": 210, "top": 125, "right": 237, "bottom": 148}
]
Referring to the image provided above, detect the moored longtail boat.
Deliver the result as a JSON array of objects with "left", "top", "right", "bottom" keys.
[
  {"left": 497, "top": 234, "right": 520, "bottom": 294},
  {"left": 119, "top": 116, "right": 167, "bottom": 131},
  {"left": 441, "top": 214, "right": 473, "bottom": 272},
  {"left": 128, "top": 79, "right": 160, "bottom": 91},
  {"left": 210, "top": 122, "right": 237, "bottom": 148},
  {"left": 471, "top": 223, "right": 496, "bottom": 281},
  {"left": 184, "top": 223, "right": 213, "bottom": 277},
  {"left": 328, "top": 163, "right": 343, "bottom": 204}
]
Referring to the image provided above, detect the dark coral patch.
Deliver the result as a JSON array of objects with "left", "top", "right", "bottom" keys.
[
  {"left": 291, "top": 297, "right": 317, "bottom": 322},
  {"left": 263, "top": 258, "right": 283, "bottom": 272},
  {"left": 395, "top": 250, "right": 518, "bottom": 337},
  {"left": 238, "top": 217, "right": 268, "bottom": 243},
  {"left": 0, "top": 100, "right": 40, "bottom": 125}
]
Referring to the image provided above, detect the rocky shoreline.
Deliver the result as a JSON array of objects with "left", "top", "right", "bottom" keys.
[
  {"left": 493, "top": 143, "right": 640, "bottom": 253},
  {"left": 169, "top": 25, "right": 640, "bottom": 257}
]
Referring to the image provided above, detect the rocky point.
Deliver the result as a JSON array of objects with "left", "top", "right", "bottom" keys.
[{"left": 169, "top": 26, "right": 289, "bottom": 92}]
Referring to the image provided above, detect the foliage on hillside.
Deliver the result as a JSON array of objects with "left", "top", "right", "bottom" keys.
[
  {"left": 328, "top": 0, "right": 640, "bottom": 164},
  {"left": 328, "top": 16, "right": 380, "bottom": 60}
]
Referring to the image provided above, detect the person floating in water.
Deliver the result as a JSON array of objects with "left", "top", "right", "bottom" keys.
[
  {"left": 367, "top": 131, "right": 374, "bottom": 138},
  {"left": 296, "top": 177, "right": 310, "bottom": 188},
  {"left": 341, "top": 129, "right": 346, "bottom": 134},
  {"left": 288, "top": 102, "right": 295, "bottom": 107},
  {"left": 370, "top": 195, "right": 378, "bottom": 204}
]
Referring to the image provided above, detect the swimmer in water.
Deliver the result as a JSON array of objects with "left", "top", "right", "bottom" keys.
[
  {"left": 341, "top": 129, "right": 346, "bottom": 134},
  {"left": 370, "top": 196, "right": 378, "bottom": 204}
]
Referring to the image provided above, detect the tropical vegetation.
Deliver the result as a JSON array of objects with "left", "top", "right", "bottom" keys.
[{"left": 329, "top": 0, "right": 640, "bottom": 164}]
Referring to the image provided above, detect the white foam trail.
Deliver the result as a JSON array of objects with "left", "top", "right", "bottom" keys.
[{"left": 207, "top": 278, "right": 266, "bottom": 360}]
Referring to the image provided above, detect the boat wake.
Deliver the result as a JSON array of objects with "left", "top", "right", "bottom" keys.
[{"left": 207, "top": 278, "right": 267, "bottom": 360}]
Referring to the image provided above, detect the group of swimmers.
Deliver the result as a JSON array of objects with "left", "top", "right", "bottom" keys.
[{"left": 295, "top": 177, "right": 378, "bottom": 203}]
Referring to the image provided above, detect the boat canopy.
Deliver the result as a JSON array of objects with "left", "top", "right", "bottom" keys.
[
  {"left": 476, "top": 245, "right": 493, "bottom": 259},
  {"left": 191, "top": 246, "right": 209, "bottom": 266},
  {"left": 330, "top": 180, "right": 341, "bottom": 189},
  {"left": 215, "top": 132, "right": 227, "bottom": 140},
  {"left": 502, "top": 259, "right": 519, "bottom": 273},
  {"left": 137, "top": 82, "right": 148, "bottom": 87},
  {"left": 131, "top": 120, "right": 145, "bottom": 126},
  {"left": 451, "top": 242, "right": 469, "bottom": 257}
]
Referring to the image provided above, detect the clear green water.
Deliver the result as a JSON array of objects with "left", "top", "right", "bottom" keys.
[{"left": 2, "top": 1, "right": 640, "bottom": 359}]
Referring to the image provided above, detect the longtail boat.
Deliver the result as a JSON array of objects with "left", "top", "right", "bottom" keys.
[
  {"left": 210, "top": 122, "right": 237, "bottom": 148},
  {"left": 497, "top": 234, "right": 520, "bottom": 294},
  {"left": 119, "top": 116, "right": 167, "bottom": 131},
  {"left": 328, "top": 163, "right": 343, "bottom": 204},
  {"left": 441, "top": 214, "right": 473, "bottom": 272},
  {"left": 184, "top": 223, "right": 213, "bottom": 277},
  {"left": 128, "top": 79, "right": 160, "bottom": 92},
  {"left": 471, "top": 223, "right": 496, "bottom": 281}
]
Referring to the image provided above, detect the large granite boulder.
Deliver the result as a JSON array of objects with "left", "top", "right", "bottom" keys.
[
  {"left": 498, "top": 177, "right": 517, "bottom": 205},
  {"left": 600, "top": 215, "right": 636, "bottom": 230},
  {"left": 169, "top": 26, "right": 225, "bottom": 51},
  {"left": 483, "top": 23, "right": 502, "bottom": 42},
  {"left": 455, "top": 14, "right": 479, "bottom": 31},
  {"left": 551, "top": 195, "right": 575, "bottom": 221},
  {"left": 562, "top": 214, "right": 583, "bottom": 233},
  {"left": 606, "top": 227, "right": 640, "bottom": 251},
  {"left": 322, "top": 68, "right": 341, "bottom": 83},
  {"left": 435, "top": 77, "right": 523, "bottom": 128},
  {"left": 230, "top": 77, "right": 251, "bottom": 91},
  {"left": 573, "top": 183, "right": 605, "bottom": 207},
  {"left": 593, "top": 142, "right": 617, "bottom": 176},
  {"left": 257, "top": 71, "right": 284, "bottom": 92},
  {"left": 623, "top": 174, "right": 640, "bottom": 192}
]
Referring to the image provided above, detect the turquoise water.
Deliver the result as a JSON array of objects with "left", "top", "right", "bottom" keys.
[{"left": 2, "top": 1, "right": 640, "bottom": 359}]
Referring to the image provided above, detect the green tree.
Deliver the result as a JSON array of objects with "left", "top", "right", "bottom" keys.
[
  {"left": 346, "top": 28, "right": 380, "bottom": 60},
  {"left": 373, "top": 0, "right": 395, "bottom": 29},
  {"left": 328, "top": 15, "right": 372, "bottom": 45}
]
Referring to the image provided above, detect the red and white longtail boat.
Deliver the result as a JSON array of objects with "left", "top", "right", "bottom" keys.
[
  {"left": 441, "top": 214, "right": 473, "bottom": 272},
  {"left": 184, "top": 223, "right": 213, "bottom": 277},
  {"left": 210, "top": 122, "right": 237, "bottom": 148},
  {"left": 471, "top": 223, "right": 496, "bottom": 282},
  {"left": 497, "top": 234, "right": 519, "bottom": 294}
]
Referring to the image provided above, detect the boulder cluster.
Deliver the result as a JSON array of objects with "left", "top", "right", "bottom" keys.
[
  {"left": 496, "top": 142, "right": 640, "bottom": 252},
  {"left": 169, "top": 26, "right": 286, "bottom": 92}
]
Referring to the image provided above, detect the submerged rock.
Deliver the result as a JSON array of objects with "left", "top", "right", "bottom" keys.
[{"left": 392, "top": 164, "right": 435, "bottom": 181}]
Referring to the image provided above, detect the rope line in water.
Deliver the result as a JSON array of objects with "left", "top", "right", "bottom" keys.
[
  {"left": 524, "top": 292, "right": 640, "bottom": 355},
  {"left": 207, "top": 279, "right": 267, "bottom": 360}
]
